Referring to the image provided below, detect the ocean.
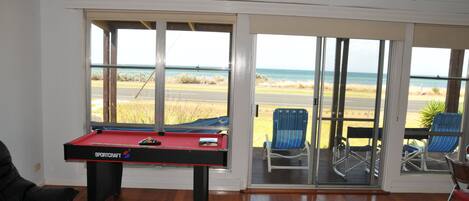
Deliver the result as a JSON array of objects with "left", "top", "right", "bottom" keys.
[
  {"left": 92, "top": 68, "right": 456, "bottom": 88},
  {"left": 256, "top": 69, "right": 456, "bottom": 88}
]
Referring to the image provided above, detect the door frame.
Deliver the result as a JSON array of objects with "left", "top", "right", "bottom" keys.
[
  {"left": 247, "top": 35, "right": 390, "bottom": 189},
  {"left": 314, "top": 37, "right": 387, "bottom": 186}
]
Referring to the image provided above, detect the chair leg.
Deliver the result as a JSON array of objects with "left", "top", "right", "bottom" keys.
[
  {"left": 267, "top": 146, "right": 272, "bottom": 173},
  {"left": 447, "top": 185, "right": 455, "bottom": 201},
  {"left": 365, "top": 151, "right": 370, "bottom": 173},
  {"left": 402, "top": 151, "right": 414, "bottom": 171},
  {"left": 305, "top": 142, "right": 312, "bottom": 182},
  {"left": 344, "top": 147, "right": 350, "bottom": 178},
  {"left": 423, "top": 141, "right": 429, "bottom": 171},
  {"left": 422, "top": 151, "right": 428, "bottom": 171},
  {"left": 401, "top": 151, "right": 408, "bottom": 171},
  {"left": 306, "top": 144, "right": 311, "bottom": 170}
]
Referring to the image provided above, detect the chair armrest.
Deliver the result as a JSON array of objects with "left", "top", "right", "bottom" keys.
[
  {"left": 337, "top": 136, "right": 347, "bottom": 145},
  {"left": 304, "top": 141, "right": 311, "bottom": 148},
  {"left": 332, "top": 137, "right": 347, "bottom": 150}
]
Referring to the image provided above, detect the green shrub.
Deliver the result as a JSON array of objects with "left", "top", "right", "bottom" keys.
[
  {"left": 175, "top": 74, "right": 201, "bottom": 84},
  {"left": 91, "top": 73, "right": 103, "bottom": 80},
  {"left": 419, "top": 101, "right": 445, "bottom": 128},
  {"left": 256, "top": 73, "right": 269, "bottom": 82},
  {"left": 90, "top": 71, "right": 151, "bottom": 82},
  {"left": 173, "top": 74, "right": 226, "bottom": 85}
]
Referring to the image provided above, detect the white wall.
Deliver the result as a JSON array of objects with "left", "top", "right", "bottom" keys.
[
  {"left": 4, "top": 0, "right": 466, "bottom": 193},
  {"left": 0, "top": 0, "right": 44, "bottom": 184},
  {"left": 40, "top": 0, "right": 88, "bottom": 186},
  {"left": 39, "top": 0, "right": 467, "bottom": 193},
  {"left": 40, "top": 0, "right": 251, "bottom": 189}
]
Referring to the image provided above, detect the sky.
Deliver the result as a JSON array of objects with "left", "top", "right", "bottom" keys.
[
  {"left": 91, "top": 25, "right": 469, "bottom": 76},
  {"left": 91, "top": 25, "right": 230, "bottom": 68},
  {"left": 255, "top": 35, "right": 384, "bottom": 73}
]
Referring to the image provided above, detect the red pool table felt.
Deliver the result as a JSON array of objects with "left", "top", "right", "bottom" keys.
[{"left": 68, "top": 130, "right": 228, "bottom": 151}]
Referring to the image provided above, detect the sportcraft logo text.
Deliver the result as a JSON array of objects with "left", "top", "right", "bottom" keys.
[{"left": 94, "top": 149, "right": 131, "bottom": 159}]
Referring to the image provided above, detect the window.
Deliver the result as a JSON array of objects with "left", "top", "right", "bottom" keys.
[
  {"left": 90, "top": 21, "right": 156, "bottom": 125},
  {"left": 401, "top": 47, "right": 468, "bottom": 173},
  {"left": 90, "top": 24, "right": 104, "bottom": 122},
  {"left": 253, "top": 34, "right": 316, "bottom": 148},
  {"left": 88, "top": 20, "right": 232, "bottom": 132},
  {"left": 164, "top": 23, "right": 232, "bottom": 128}
]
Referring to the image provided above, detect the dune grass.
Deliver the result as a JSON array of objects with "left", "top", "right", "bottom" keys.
[
  {"left": 91, "top": 98, "right": 421, "bottom": 148},
  {"left": 92, "top": 99, "right": 227, "bottom": 125},
  {"left": 90, "top": 75, "right": 437, "bottom": 148},
  {"left": 164, "top": 101, "right": 227, "bottom": 125}
]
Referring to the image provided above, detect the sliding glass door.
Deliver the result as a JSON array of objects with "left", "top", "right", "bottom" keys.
[
  {"left": 314, "top": 38, "right": 388, "bottom": 185},
  {"left": 250, "top": 34, "right": 316, "bottom": 185},
  {"left": 249, "top": 35, "right": 390, "bottom": 187}
]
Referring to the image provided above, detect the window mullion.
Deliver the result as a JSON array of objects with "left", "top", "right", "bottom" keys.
[
  {"left": 460, "top": 59, "right": 469, "bottom": 161},
  {"left": 155, "top": 21, "right": 167, "bottom": 132}
]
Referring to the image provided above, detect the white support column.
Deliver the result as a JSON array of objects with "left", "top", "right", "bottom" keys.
[
  {"left": 246, "top": 34, "right": 257, "bottom": 186},
  {"left": 381, "top": 23, "right": 413, "bottom": 191},
  {"left": 460, "top": 54, "right": 469, "bottom": 161},
  {"left": 230, "top": 14, "right": 254, "bottom": 189},
  {"left": 84, "top": 15, "right": 92, "bottom": 132},
  {"left": 312, "top": 37, "right": 325, "bottom": 185},
  {"left": 381, "top": 24, "right": 456, "bottom": 193}
]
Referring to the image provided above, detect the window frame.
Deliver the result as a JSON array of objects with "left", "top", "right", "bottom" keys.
[
  {"left": 401, "top": 47, "right": 469, "bottom": 174},
  {"left": 163, "top": 23, "right": 233, "bottom": 131},
  {"left": 86, "top": 18, "right": 234, "bottom": 133}
]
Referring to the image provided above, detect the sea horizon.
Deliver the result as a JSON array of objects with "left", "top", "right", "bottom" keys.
[{"left": 91, "top": 67, "right": 456, "bottom": 88}]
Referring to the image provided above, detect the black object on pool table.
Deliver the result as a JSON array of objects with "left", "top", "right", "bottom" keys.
[{"left": 138, "top": 137, "right": 161, "bottom": 146}]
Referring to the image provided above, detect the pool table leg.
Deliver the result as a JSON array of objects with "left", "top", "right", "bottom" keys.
[
  {"left": 86, "top": 162, "right": 123, "bottom": 201},
  {"left": 193, "top": 166, "right": 209, "bottom": 201}
]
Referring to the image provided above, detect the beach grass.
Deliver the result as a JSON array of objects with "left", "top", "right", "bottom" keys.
[
  {"left": 164, "top": 101, "right": 227, "bottom": 125},
  {"left": 90, "top": 74, "right": 448, "bottom": 148},
  {"left": 91, "top": 98, "right": 422, "bottom": 148},
  {"left": 92, "top": 99, "right": 227, "bottom": 125}
]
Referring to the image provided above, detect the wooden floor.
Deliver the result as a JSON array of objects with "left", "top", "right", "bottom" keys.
[{"left": 70, "top": 187, "right": 448, "bottom": 201}]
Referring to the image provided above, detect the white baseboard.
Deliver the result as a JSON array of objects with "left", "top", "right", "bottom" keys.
[{"left": 385, "top": 176, "right": 453, "bottom": 193}]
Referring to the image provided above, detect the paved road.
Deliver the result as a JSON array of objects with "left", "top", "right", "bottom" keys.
[{"left": 92, "top": 88, "right": 426, "bottom": 112}]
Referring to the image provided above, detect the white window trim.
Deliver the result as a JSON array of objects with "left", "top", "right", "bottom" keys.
[{"left": 83, "top": 12, "right": 246, "bottom": 191}]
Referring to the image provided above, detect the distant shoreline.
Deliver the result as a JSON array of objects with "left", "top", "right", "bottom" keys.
[{"left": 91, "top": 68, "right": 456, "bottom": 89}]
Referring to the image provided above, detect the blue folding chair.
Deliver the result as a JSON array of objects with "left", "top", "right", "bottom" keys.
[
  {"left": 402, "top": 113, "right": 462, "bottom": 171},
  {"left": 263, "top": 108, "right": 310, "bottom": 172}
]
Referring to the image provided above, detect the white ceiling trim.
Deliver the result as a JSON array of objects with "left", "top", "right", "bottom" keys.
[
  {"left": 64, "top": 0, "right": 469, "bottom": 26},
  {"left": 222, "top": 0, "right": 469, "bottom": 14}
]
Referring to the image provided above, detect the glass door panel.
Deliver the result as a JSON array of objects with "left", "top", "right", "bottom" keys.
[
  {"left": 251, "top": 34, "right": 316, "bottom": 185},
  {"left": 315, "top": 38, "right": 388, "bottom": 185},
  {"left": 250, "top": 35, "right": 389, "bottom": 187}
]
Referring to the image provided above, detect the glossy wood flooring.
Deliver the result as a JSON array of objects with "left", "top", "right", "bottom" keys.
[{"left": 71, "top": 187, "right": 448, "bottom": 201}]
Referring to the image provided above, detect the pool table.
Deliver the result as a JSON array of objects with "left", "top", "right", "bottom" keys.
[{"left": 64, "top": 130, "right": 228, "bottom": 201}]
